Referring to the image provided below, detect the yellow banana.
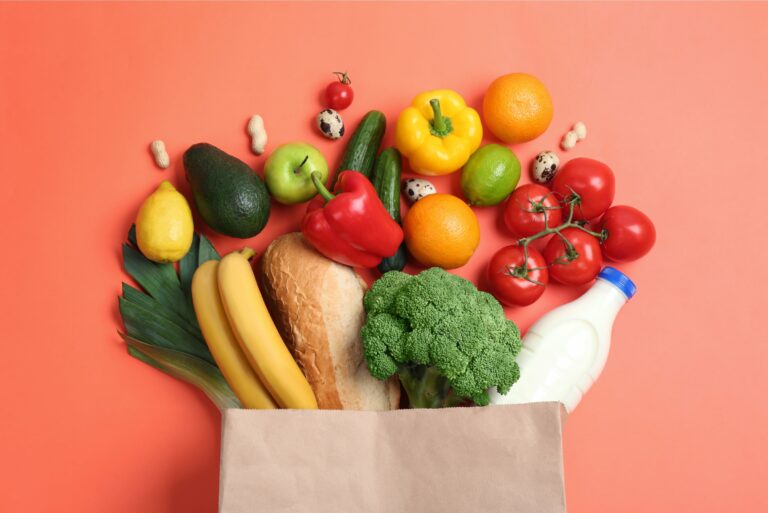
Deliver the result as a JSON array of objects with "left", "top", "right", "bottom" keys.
[
  {"left": 218, "top": 249, "right": 318, "bottom": 409},
  {"left": 192, "top": 260, "right": 277, "bottom": 409}
]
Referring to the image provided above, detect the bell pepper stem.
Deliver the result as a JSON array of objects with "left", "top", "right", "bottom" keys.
[
  {"left": 311, "top": 171, "right": 335, "bottom": 203},
  {"left": 430, "top": 99, "right": 446, "bottom": 131},
  {"left": 429, "top": 98, "right": 453, "bottom": 137}
]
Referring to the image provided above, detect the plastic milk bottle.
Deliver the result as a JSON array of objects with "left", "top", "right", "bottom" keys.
[{"left": 490, "top": 266, "right": 636, "bottom": 413}]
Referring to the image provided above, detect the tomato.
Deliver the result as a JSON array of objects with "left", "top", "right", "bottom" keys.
[
  {"left": 596, "top": 205, "right": 656, "bottom": 262},
  {"left": 324, "top": 72, "right": 354, "bottom": 110},
  {"left": 552, "top": 158, "right": 615, "bottom": 220},
  {"left": 487, "top": 245, "right": 548, "bottom": 306},
  {"left": 503, "top": 184, "right": 563, "bottom": 237},
  {"left": 543, "top": 228, "right": 603, "bottom": 285}
]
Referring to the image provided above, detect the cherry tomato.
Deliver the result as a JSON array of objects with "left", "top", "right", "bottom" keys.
[
  {"left": 552, "top": 158, "right": 615, "bottom": 221},
  {"left": 324, "top": 72, "right": 354, "bottom": 110},
  {"left": 503, "top": 184, "right": 563, "bottom": 237},
  {"left": 543, "top": 228, "right": 603, "bottom": 285},
  {"left": 596, "top": 205, "right": 656, "bottom": 262},
  {"left": 487, "top": 245, "right": 548, "bottom": 306}
]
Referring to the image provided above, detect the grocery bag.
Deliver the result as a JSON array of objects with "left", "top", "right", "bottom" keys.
[{"left": 219, "top": 402, "right": 566, "bottom": 513}]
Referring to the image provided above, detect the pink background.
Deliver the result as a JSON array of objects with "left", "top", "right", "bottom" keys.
[{"left": 1, "top": 2, "right": 767, "bottom": 512}]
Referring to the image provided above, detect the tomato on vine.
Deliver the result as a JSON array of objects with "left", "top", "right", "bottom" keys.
[
  {"left": 596, "top": 205, "right": 656, "bottom": 262},
  {"left": 503, "top": 184, "right": 562, "bottom": 237},
  {"left": 543, "top": 228, "right": 603, "bottom": 285},
  {"left": 324, "top": 72, "right": 354, "bottom": 110},
  {"left": 487, "top": 245, "right": 548, "bottom": 306},
  {"left": 552, "top": 158, "right": 615, "bottom": 220},
  {"left": 486, "top": 157, "right": 654, "bottom": 306}
]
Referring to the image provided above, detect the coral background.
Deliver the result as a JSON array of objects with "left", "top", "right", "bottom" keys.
[{"left": 1, "top": 2, "right": 767, "bottom": 512}]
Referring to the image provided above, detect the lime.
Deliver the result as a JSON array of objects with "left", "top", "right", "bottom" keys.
[{"left": 460, "top": 144, "right": 521, "bottom": 206}]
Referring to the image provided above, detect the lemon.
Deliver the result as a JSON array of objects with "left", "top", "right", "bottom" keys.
[{"left": 136, "top": 181, "right": 194, "bottom": 263}]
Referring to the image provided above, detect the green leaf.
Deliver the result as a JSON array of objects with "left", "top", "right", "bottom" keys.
[
  {"left": 128, "top": 224, "right": 138, "bottom": 247},
  {"left": 198, "top": 234, "right": 220, "bottom": 266},
  {"left": 179, "top": 233, "right": 200, "bottom": 297},
  {"left": 124, "top": 334, "right": 240, "bottom": 411},
  {"left": 119, "top": 297, "right": 214, "bottom": 364},
  {"left": 121, "top": 283, "right": 201, "bottom": 340},
  {"left": 122, "top": 243, "right": 197, "bottom": 326}
]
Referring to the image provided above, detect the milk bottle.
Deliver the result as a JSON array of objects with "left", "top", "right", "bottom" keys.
[{"left": 491, "top": 266, "right": 636, "bottom": 413}]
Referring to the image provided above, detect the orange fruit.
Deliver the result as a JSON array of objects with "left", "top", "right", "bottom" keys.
[
  {"left": 482, "top": 73, "right": 554, "bottom": 144},
  {"left": 403, "top": 194, "right": 480, "bottom": 269}
]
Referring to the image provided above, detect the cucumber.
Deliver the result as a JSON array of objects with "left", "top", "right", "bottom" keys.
[
  {"left": 372, "top": 148, "right": 402, "bottom": 222},
  {"left": 373, "top": 147, "right": 408, "bottom": 272},
  {"left": 379, "top": 243, "right": 408, "bottom": 273},
  {"left": 332, "top": 110, "right": 386, "bottom": 186}
]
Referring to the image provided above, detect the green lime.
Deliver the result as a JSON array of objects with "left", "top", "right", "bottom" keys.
[{"left": 460, "top": 144, "right": 521, "bottom": 206}]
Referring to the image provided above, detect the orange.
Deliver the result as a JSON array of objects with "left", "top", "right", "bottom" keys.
[
  {"left": 482, "top": 73, "right": 554, "bottom": 144},
  {"left": 403, "top": 194, "right": 480, "bottom": 269}
]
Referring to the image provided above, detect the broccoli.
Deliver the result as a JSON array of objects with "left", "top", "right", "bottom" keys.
[{"left": 361, "top": 268, "right": 522, "bottom": 408}]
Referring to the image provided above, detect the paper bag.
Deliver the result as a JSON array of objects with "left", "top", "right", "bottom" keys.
[{"left": 219, "top": 402, "right": 566, "bottom": 513}]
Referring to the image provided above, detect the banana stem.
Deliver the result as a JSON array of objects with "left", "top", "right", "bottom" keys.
[{"left": 239, "top": 248, "right": 256, "bottom": 260}]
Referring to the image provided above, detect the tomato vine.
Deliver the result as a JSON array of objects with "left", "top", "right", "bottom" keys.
[{"left": 515, "top": 190, "right": 606, "bottom": 281}]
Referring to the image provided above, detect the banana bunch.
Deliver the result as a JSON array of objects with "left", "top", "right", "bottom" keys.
[{"left": 191, "top": 248, "right": 318, "bottom": 409}]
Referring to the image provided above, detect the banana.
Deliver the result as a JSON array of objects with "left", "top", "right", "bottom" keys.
[
  {"left": 217, "top": 250, "right": 318, "bottom": 409},
  {"left": 192, "top": 260, "right": 277, "bottom": 409}
]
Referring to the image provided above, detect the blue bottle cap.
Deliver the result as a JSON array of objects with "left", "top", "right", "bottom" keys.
[{"left": 597, "top": 266, "right": 637, "bottom": 300}]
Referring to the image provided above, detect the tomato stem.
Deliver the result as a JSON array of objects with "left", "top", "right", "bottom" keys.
[
  {"left": 515, "top": 191, "right": 609, "bottom": 277},
  {"left": 332, "top": 71, "right": 351, "bottom": 85}
]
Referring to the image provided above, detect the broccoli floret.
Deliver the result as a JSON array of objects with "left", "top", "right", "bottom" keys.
[
  {"left": 363, "top": 271, "right": 411, "bottom": 314},
  {"left": 361, "top": 268, "right": 522, "bottom": 408}
]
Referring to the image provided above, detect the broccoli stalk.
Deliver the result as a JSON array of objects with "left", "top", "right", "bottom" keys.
[
  {"left": 361, "top": 268, "right": 522, "bottom": 408},
  {"left": 397, "top": 365, "right": 466, "bottom": 408}
]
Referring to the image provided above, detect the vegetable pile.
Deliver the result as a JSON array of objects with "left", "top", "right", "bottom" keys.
[{"left": 119, "top": 68, "right": 656, "bottom": 412}]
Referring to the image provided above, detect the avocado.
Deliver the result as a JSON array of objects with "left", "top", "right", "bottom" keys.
[{"left": 183, "top": 143, "right": 270, "bottom": 238}]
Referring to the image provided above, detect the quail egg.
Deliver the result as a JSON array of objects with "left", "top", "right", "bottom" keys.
[
  {"left": 316, "top": 109, "right": 344, "bottom": 139},
  {"left": 531, "top": 151, "right": 560, "bottom": 184},
  {"left": 403, "top": 178, "right": 437, "bottom": 202}
]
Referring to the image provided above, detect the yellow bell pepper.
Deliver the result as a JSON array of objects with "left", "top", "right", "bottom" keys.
[{"left": 395, "top": 89, "right": 483, "bottom": 176}]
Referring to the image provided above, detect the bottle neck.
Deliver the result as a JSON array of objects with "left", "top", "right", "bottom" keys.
[{"left": 576, "top": 278, "right": 628, "bottom": 321}]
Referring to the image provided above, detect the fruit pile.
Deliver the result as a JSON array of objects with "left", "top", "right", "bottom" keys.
[{"left": 134, "top": 71, "right": 654, "bottom": 309}]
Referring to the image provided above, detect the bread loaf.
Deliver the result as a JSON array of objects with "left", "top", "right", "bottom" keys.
[{"left": 260, "top": 232, "right": 400, "bottom": 410}]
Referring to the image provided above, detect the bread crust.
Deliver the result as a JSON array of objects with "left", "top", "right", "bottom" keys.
[{"left": 260, "top": 233, "right": 400, "bottom": 410}]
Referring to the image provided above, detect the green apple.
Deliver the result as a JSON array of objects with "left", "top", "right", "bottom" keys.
[{"left": 264, "top": 142, "right": 329, "bottom": 204}]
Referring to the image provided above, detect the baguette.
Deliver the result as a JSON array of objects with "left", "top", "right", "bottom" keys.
[{"left": 260, "top": 232, "right": 400, "bottom": 410}]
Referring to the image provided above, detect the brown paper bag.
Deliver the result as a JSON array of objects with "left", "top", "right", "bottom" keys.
[{"left": 219, "top": 402, "right": 566, "bottom": 513}]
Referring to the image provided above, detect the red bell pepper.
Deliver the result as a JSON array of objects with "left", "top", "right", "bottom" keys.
[{"left": 302, "top": 171, "right": 404, "bottom": 268}]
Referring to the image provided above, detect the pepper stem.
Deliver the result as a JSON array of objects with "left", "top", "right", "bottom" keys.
[
  {"left": 294, "top": 155, "right": 309, "bottom": 175},
  {"left": 311, "top": 171, "right": 335, "bottom": 203},
  {"left": 428, "top": 99, "right": 453, "bottom": 137}
]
